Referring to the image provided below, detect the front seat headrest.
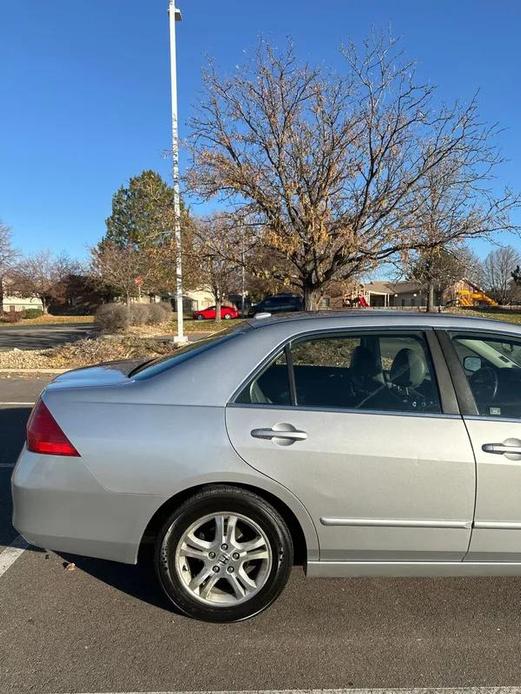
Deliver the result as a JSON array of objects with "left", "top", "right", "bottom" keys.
[
  {"left": 390, "top": 348, "right": 426, "bottom": 388},
  {"left": 350, "top": 345, "right": 381, "bottom": 379}
]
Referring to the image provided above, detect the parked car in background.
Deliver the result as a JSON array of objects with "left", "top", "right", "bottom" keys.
[
  {"left": 15, "top": 311, "right": 521, "bottom": 622},
  {"left": 193, "top": 305, "right": 239, "bottom": 320},
  {"left": 249, "top": 293, "right": 303, "bottom": 316}
]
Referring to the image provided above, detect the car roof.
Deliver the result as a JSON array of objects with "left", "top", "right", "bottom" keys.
[{"left": 245, "top": 309, "right": 521, "bottom": 334}]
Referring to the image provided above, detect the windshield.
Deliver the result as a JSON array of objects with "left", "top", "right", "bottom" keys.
[
  {"left": 454, "top": 336, "right": 521, "bottom": 369},
  {"left": 131, "top": 324, "right": 244, "bottom": 380}
]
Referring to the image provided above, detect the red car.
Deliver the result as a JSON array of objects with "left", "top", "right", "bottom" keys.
[{"left": 192, "top": 305, "right": 240, "bottom": 320}]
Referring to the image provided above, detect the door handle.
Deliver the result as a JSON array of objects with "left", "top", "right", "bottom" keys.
[
  {"left": 251, "top": 423, "right": 308, "bottom": 444},
  {"left": 482, "top": 439, "right": 521, "bottom": 459}
]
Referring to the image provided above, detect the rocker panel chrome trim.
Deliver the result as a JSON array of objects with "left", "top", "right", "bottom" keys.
[{"left": 319, "top": 517, "right": 472, "bottom": 529}]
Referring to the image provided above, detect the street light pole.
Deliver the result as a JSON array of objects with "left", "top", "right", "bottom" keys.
[
  {"left": 241, "top": 227, "right": 246, "bottom": 317},
  {"left": 168, "top": 0, "right": 187, "bottom": 344}
]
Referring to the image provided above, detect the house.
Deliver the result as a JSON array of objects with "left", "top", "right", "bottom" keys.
[
  {"left": 140, "top": 288, "right": 217, "bottom": 312},
  {"left": 365, "top": 280, "right": 429, "bottom": 308},
  {"left": 0, "top": 277, "right": 43, "bottom": 313},
  {"left": 328, "top": 278, "right": 497, "bottom": 309},
  {"left": 2, "top": 294, "right": 43, "bottom": 313},
  {"left": 183, "top": 288, "right": 216, "bottom": 312}
]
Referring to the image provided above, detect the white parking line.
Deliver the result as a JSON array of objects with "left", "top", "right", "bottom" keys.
[
  {"left": 0, "top": 463, "right": 15, "bottom": 468},
  {"left": 62, "top": 688, "right": 521, "bottom": 694},
  {"left": 0, "top": 535, "right": 28, "bottom": 578},
  {"left": 0, "top": 401, "right": 35, "bottom": 406}
]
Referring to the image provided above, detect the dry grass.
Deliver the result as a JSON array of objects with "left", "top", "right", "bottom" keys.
[
  {"left": 183, "top": 318, "right": 244, "bottom": 332},
  {"left": 0, "top": 314, "right": 94, "bottom": 328},
  {"left": 0, "top": 336, "right": 175, "bottom": 370},
  {"left": 128, "top": 317, "right": 246, "bottom": 336},
  {"left": 0, "top": 312, "right": 242, "bottom": 332},
  {"left": 127, "top": 324, "right": 176, "bottom": 338},
  {"left": 447, "top": 308, "right": 521, "bottom": 325}
]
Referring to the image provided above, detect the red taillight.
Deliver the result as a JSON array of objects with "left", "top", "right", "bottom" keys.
[{"left": 27, "top": 400, "right": 80, "bottom": 457}]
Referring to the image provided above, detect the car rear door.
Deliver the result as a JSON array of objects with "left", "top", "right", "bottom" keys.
[
  {"left": 226, "top": 328, "right": 475, "bottom": 563},
  {"left": 440, "top": 329, "right": 521, "bottom": 561}
]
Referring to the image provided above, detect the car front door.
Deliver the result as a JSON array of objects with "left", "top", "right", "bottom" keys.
[
  {"left": 441, "top": 329, "right": 521, "bottom": 561},
  {"left": 226, "top": 329, "right": 476, "bottom": 563}
]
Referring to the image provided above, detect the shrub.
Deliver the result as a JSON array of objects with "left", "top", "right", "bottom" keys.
[
  {"left": 22, "top": 308, "right": 44, "bottom": 319},
  {"left": 161, "top": 301, "right": 173, "bottom": 318},
  {"left": 1, "top": 311, "right": 23, "bottom": 323},
  {"left": 95, "top": 303, "right": 130, "bottom": 333},
  {"left": 129, "top": 303, "right": 149, "bottom": 326},
  {"left": 147, "top": 302, "right": 172, "bottom": 325}
]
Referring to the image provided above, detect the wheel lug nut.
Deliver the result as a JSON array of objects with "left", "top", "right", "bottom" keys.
[
  {"left": 212, "top": 565, "right": 220, "bottom": 573},
  {"left": 208, "top": 552, "right": 216, "bottom": 559},
  {"left": 227, "top": 566, "right": 234, "bottom": 573},
  {"left": 232, "top": 552, "right": 240, "bottom": 560},
  {"left": 221, "top": 543, "right": 228, "bottom": 551}
]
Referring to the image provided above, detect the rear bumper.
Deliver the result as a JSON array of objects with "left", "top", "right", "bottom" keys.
[{"left": 11, "top": 447, "right": 162, "bottom": 564}]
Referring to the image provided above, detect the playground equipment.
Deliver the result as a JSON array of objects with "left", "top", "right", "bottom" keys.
[{"left": 456, "top": 287, "right": 497, "bottom": 307}]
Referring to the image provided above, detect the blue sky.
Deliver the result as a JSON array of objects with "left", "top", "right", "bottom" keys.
[{"left": 1, "top": 0, "right": 520, "bottom": 260}]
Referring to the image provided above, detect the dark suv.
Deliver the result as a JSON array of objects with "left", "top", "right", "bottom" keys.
[{"left": 250, "top": 293, "right": 303, "bottom": 316}]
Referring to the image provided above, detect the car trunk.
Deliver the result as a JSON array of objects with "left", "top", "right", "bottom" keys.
[{"left": 48, "top": 359, "right": 147, "bottom": 390}]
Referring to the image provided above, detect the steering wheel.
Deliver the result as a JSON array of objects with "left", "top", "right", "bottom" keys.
[{"left": 470, "top": 365, "right": 499, "bottom": 404}]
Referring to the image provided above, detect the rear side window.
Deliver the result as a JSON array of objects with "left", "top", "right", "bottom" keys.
[
  {"left": 132, "top": 329, "right": 241, "bottom": 380},
  {"left": 451, "top": 332, "right": 521, "bottom": 418},
  {"left": 236, "top": 331, "right": 441, "bottom": 414},
  {"left": 236, "top": 351, "right": 290, "bottom": 405}
]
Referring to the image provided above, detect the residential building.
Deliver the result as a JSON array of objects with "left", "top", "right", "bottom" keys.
[
  {"left": 327, "top": 278, "right": 497, "bottom": 309},
  {"left": 1, "top": 277, "right": 43, "bottom": 313}
]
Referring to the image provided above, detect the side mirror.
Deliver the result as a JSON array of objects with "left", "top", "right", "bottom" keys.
[{"left": 464, "top": 355, "right": 482, "bottom": 373}]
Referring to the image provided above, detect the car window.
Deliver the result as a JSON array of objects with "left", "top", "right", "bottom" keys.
[
  {"left": 236, "top": 350, "right": 290, "bottom": 405},
  {"left": 451, "top": 332, "right": 521, "bottom": 418},
  {"left": 132, "top": 327, "right": 242, "bottom": 380},
  {"left": 236, "top": 331, "right": 441, "bottom": 414},
  {"left": 291, "top": 332, "right": 441, "bottom": 413}
]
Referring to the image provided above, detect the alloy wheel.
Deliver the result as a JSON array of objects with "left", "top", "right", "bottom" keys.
[{"left": 174, "top": 513, "right": 272, "bottom": 605}]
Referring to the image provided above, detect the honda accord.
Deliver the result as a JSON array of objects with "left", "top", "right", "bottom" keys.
[{"left": 12, "top": 311, "right": 521, "bottom": 621}]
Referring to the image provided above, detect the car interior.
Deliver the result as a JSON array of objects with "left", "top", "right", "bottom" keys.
[
  {"left": 452, "top": 334, "right": 521, "bottom": 418},
  {"left": 239, "top": 333, "right": 442, "bottom": 413}
]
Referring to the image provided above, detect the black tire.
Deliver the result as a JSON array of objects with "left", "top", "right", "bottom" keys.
[
  {"left": 155, "top": 486, "right": 293, "bottom": 622},
  {"left": 196, "top": 314, "right": 204, "bottom": 320}
]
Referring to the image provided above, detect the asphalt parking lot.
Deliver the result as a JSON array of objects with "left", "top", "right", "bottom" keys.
[
  {"left": 3, "top": 377, "right": 521, "bottom": 694},
  {"left": 0, "top": 323, "right": 94, "bottom": 351}
]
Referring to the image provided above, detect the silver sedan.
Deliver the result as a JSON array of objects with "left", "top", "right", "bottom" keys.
[{"left": 12, "top": 311, "right": 521, "bottom": 621}]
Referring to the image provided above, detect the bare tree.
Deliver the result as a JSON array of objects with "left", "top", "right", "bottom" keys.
[
  {"left": 405, "top": 244, "right": 479, "bottom": 310},
  {"left": 398, "top": 139, "right": 519, "bottom": 311},
  {"left": 244, "top": 244, "right": 298, "bottom": 300},
  {"left": 481, "top": 245, "right": 521, "bottom": 304},
  {"left": 11, "top": 251, "right": 81, "bottom": 313},
  {"left": 188, "top": 37, "right": 520, "bottom": 309},
  {"left": 0, "top": 222, "right": 17, "bottom": 310},
  {"left": 191, "top": 216, "right": 241, "bottom": 321},
  {"left": 91, "top": 242, "right": 158, "bottom": 305}
]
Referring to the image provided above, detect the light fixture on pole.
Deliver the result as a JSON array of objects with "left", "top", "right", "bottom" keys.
[{"left": 168, "top": 0, "right": 188, "bottom": 344}]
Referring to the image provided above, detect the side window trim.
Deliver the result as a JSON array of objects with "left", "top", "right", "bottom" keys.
[
  {"left": 436, "top": 330, "right": 480, "bottom": 417},
  {"left": 284, "top": 343, "right": 297, "bottom": 406},
  {"left": 426, "top": 330, "right": 460, "bottom": 415}
]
